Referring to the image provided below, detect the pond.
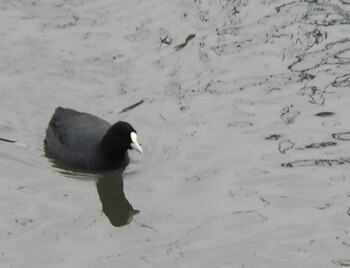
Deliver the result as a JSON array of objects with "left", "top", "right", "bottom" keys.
[{"left": 1, "top": 0, "right": 350, "bottom": 267}]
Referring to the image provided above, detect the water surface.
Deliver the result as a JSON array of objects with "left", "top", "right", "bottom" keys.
[{"left": 1, "top": 0, "right": 350, "bottom": 267}]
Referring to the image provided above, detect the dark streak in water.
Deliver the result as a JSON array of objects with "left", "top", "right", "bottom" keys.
[
  {"left": 300, "top": 72, "right": 316, "bottom": 81},
  {"left": 15, "top": 218, "right": 33, "bottom": 226},
  {"left": 332, "top": 259, "right": 350, "bottom": 267},
  {"left": 227, "top": 121, "right": 253, "bottom": 128},
  {"left": 282, "top": 157, "right": 350, "bottom": 167},
  {"left": 275, "top": 1, "right": 297, "bottom": 13},
  {"left": 260, "top": 197, "right": 270, "bottom": 206},
  {"left": 304, "top": 142, "right": 337, "bottom": 149},
  {"left": 332, "top": 75, "right": 350, "bottom": 87},
  {"left": 231, "top": 210, "right": 268, "bottom": 222},
  {"left": 315, "top": 112, "right": 335, "bottom": 117},
  {"left": 342, "top": 241, "right": 350, "bottom": 247},
  {"left": 265, "top": 134, "right": 282, "bottom": 140},
  {"left": 289, "top": 38, "right": 350, "bottom": 73},
  {"left": 140, "top": 224, "right": 158, "bottom": 232}
]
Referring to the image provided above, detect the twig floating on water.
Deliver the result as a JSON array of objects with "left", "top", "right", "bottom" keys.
[
  {"left": 0, "top": 137, "right": 28, "bottom": 148},
  {"left": 174, "top": 33, "right": 196, "bottom": 51},
  {"left": 185, "top": 33, "right": 196, "bottom": 43},
  {"left": 0, "top": 137, "right": 16, "bottom": 143},
  {"left": 119, "top": 99, "right": 145, "bottom": 113}
]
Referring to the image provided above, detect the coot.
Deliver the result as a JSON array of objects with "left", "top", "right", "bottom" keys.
[{"left": 44, "top": 107, "right": 142, "bottom": 171}]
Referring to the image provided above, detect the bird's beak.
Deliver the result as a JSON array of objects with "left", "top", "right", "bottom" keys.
[
  {"left": 131, "top": 141, "right": 143, "bottom": 154},
  {"left": 130, "top": 132, "right": 143, "bottom": 154}
]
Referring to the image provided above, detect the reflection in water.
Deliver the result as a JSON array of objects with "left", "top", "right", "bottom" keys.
[
  {"left": 47, "top": 157, "right": 139, "bottom": 227},
  {"left": 96, "top": 172, "right": 139, "bottom": 227}
]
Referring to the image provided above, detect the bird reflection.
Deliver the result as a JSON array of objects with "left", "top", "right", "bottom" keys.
[
  {"left": 96, "top": 171, "right": 139, "bottom": 227},
  {"left": 49, "top": 158, "right": 139, "bottom": 227}
]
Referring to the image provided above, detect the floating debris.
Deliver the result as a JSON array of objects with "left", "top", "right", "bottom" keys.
[
  {"left": 0, "top": 137, "right": 28, "bottom": 148},
  {"left": 119, "top": 99, "right": 145, "bottom": 113},
  {"left": 174, "top": 33, "right": 196, "bottom": 51},
  {"left": 160, "top": 36, "right": 173, "bottom": 45}
]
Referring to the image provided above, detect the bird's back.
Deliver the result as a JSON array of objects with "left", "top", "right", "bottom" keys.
[{"left": 45, "top": 107, "right": 111, "bottom": 169}]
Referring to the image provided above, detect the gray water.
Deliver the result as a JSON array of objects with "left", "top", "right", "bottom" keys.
[{"left": 1, "top": 0, "right": 350, "bottom": 267}]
